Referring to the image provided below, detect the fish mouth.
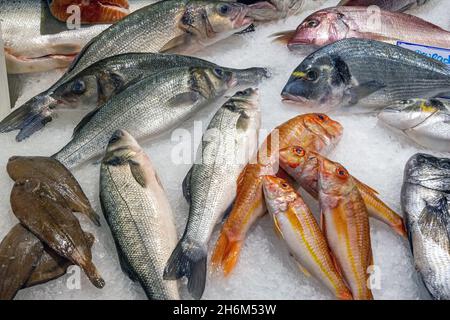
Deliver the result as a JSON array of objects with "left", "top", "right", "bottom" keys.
[{"left": 281, "top": 93, "right": 315, "bottom": 107}]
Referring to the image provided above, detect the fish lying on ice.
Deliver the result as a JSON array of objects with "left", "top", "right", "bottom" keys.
[
  {"left": 164, "top": 88, "right": 261, "bottom": 299},
  {"left": 211, "top": 113, "right": 343, "bottom": 276},
  {"left": 338, "top": 0, "right": 430, "bottom": 12},
  {"left": 279, "top": 146, "right": 407, "bottom": 237},
  {"left": 10, "top": 180, "right": 105, "bottom": 289},
  {"left": 7, "top": 156, "right": 100, "bottom": 225},
  {"left": 241, "top": 0, "right": 310, "bottom": 21},
  {"left": 0, "top": 53, "right": 268, "bottom": 142},
  {"left": 402, "top": 153, "right": 450, "bottom": 300},
  {"left": 318, "top": 157, "right": 374, "bottom": 300},
  {"left": 262, "top": 175, "right": 353, "bottom": 300},
  {"left": 273, "top": 7, "right": 450, "bottom": 51},
  {"left": 52, "top": 66, "right": 263, "bottom": 168},
  {"left": 100, "top": 130, "right": 179, "bottom": 300},
  {"left": 281, "top": 38, "right": 450, "bottom": 112},
  {"left": 378, "top": 98, "right": 450, "bottom": 152}
]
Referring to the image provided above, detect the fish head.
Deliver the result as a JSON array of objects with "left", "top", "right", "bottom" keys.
[
  {"left": 405, "top": 153, "right": 450, "bottom": 191},
  {"left": 229, "top": 87, "right": 260, "bottom": 108},
  {"left": 232, "top": 67, "right": 271, "bottom": 86},
  {"left": 281, "top": 54, "right": 349, "bottom": 110},
  {"left": 279, "top": 146, "right": 315, "bottom": 175},
  {"left": 103, "top": 129, "right": 142, "bottom": 165},
  {"left": 183, "top": 1, "right": 253, "bottom": 46},
  {"left": 302, "top": 113, "right": 344, "bottom": 150},
  {"left": 262, "top": 175, "right": 298, "bottom": 214},
  {"left": 288, "top": 9, "right": 349, "bottom": 50},
  {"left": 191, "top": 67, "right": 237, "bottom": 98},
  {"left": 52, "top": 76, "right": 100, "bottom": 108},
  {"left": 378, "top": 99, "right": 443, "bottom": 131},
  {"left": 318, "top": 158, "right": 353, "bottom": 197}
]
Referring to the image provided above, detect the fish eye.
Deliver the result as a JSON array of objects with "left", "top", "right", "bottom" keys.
[
  {"left": 213, "top": 68, "right": 224, "bottom": 78},
  {"left": 335, "top": 167, "right": 348, "bottom": 178},
  {"left": 317, "top": 114, "right": 326, "bottom": 121},
  {"left": 281, "top": 182, "right": 289, "bottom": 188},
  {"left": 306, "top": 69, "right": 319, "bottom": 81},
  {"left": 306, "top": 19, "right": 319, "bottom": 28},
  {"left": 72, "top": 80, "right": 86, "bottom": 94},
  {"left": 294, "top": 147, "right": 305, "bottom": 156},
  {"left": 217, "top": 4, "right": 231, "bottom": 15}
]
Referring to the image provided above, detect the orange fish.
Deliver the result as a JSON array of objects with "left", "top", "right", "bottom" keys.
[
  {"left": 279, "top": 146, "right": 407, "bottom": 237},
  {"left": 262, "top": 176, "right": 353, "bottom": 300},
  {"left": 318, "top": 157, "right": 374, "bottom": 300},
  {"left": 49, "top": 0, "right": 130, "bottom": 24},
  {"left": 211, "top": 114, "right": 343, "bottom": 276}
]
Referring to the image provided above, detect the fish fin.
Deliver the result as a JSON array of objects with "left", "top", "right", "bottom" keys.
[
  {"left": 346, "top": 81, "right": 385, "bottom": 105},
  {"left": 80, "top": 260, "right": 105, "bottom": 289},
  {"left": 182, "top": 167, "right": 193, "bottom": 203},
  {"left": 210, "top": 232, "right": 242, "bottom": 277},
  {"left": 221, "top": 199, "right": 235, "bottom": 222},
  {"left": 295, "top": 261, "right": 311, "bottom": 277},
  {"left": 164, "top": 239, "right": 206, "bottom": 300},
  {"left": 72, "top": 108, "right": 101, "bottom": 137},
  {"left": 417, "top": 201, "right": 450, "bottom": 253},
  {"left": 273, "top": 216, "right": 283, "bottom": 238},
  {"left": 129, "top": 160, "right": 147, "bottom": 188},
  {"left": 320, "top": 211, "right": 326, "bottom": 232},
  {"left": 270, "top": 30, "right": 296, "bottom": 44},
  {"left": 113, "top": 239, "right": 138, "bottom": 282},
  {"left": 357, "top": 32, "right": 398, "bottom": 43},
  {"left": 235, "top": 24, "right": 255, "bottom": 35},
  {"left": 353, "top": 177, "right": 379, "bottom": 195},
  {"left": 159, "top": 34, "right": 191, "bottom": 54},
  {"left": 167, "top": 92, "right": 200, "bottom": 108}
]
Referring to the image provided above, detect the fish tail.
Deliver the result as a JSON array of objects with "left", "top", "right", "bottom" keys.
[
  {"left": 164, "top": 238, "right": 206, "bottom": 300},
  {"left": 210, "top": 232, "right": 242, "bottom": 277},
  {"left": 84, "top": 207, "right": 102, "bottom": 227},
  {"left": 81, "top": 260, "right": 105, "bottom": 289},
  {"left": 270, "top": 30, "right": 296, "bottom": 44}
]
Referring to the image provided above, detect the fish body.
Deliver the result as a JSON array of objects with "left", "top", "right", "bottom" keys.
[
  {"left": 53, "top": 66, "right": 238, "bottom": 168},
  {"left": 262, "top": 176, "right": 353, "bottom": 300},
  {"left": 338, "top": 0, "right": 430, "bottom": 12},
  {"left": 283, "top": 7, "right": 450, "bottom": 51},
  {"left": 100, "top": 130, "right": 179, "bottom": 300},
  {"left": 402, "top": 153, "right": 450, "bottom": 300},
  {"left": 211, "top": 113, "right": 343, "bottom": 276},
  {"left": 0, "top": 224, "right": 44, "bottom": 300},
  {"left": 279, "top": 146, "right": 406, "bottom": 237},
  {"left": 6, "top": 156, "right": 100, "bottom": 225},
  {"left": 379, "top": 98, "right": 450, "bottom": 152},
  {"left": 164, "top": 88, "right": 261, "bottom": 299},
  {"left": 10, "top": 180, "right": 104, "bottom": 289},
  {"left": 0, "top": 53, "right": 268, "bottom": 142},
  {"left": 318, "top": 157, "right": 374, "bottom": 300},
  {"left": 281, "top": 38, "right": 450, "bottom": 112}
]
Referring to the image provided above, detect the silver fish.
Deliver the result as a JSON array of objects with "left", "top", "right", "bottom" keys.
[
  {"left": 281, "top": 38, "right": 450, "bottom": 112},
  {"left": 0, "top": 52, "right": 268, "bottom": 141},
  {"left": 338, "top": 0, "right": 430, "bottom": 12},
  {"left": 100, "top": 129, "right": 179, "bottom": 300},
  {"left": 379, "top": 98, "right": 450, "bottom": 152},
  {"left": 53, "top": 66, "right": 239, "bottom": 168},
  {"left": 164, "top": 88, "right": 261, "bottom": 299},
  {"left": 243, "top": 0, "right": 307, "bottom": 21},
  {"left": 402, "top": 153, "right": 450, "bottom": 300}
]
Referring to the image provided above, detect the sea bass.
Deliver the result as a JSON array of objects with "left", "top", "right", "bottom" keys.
[
  {"left": 7, "top": 156, "right": 100, "bottom": 225},
  {"left": 279, "top": 146, "right": 407, "bottom": 237},
  {"left": 318, "top": 157, "right": 374, "bottom": 300},
  {"left": 338, "top": 0, "right": 430, "bottom": 12},
  {"left": 262, "top": 176, "right": 353, "bottom": 300},
  {"left": 281, "top": 38, "right": 450, "bottom": 112},
  {"left": 275, "top": 7, "right": 450, "bottom": 51},
  {"left": 211, "top": 113, "right": 343, "bottom": 276},
  {"left": 402, "top": 153, "right": 450, "bottom": 300},
  {"left": 164, "top": 88, "right": 261, "bottom": 299},
  {"left": 52, "top": 66, "right": 240, "bottom": 168},
  {"left": 0, "top": 53, "right": 268, "bottom": 142},
  {"left": 379, "top": 98, "right": 450, "bottom": 152},
  {"left": 100, "top": 130, "right": 179, "bottom": 300}
]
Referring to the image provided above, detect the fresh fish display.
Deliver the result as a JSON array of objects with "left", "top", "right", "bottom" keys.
[
  {"left": 53, "top": 66, "right": 249, "bottom": 168},
  {"left": 402, "top": 154, "right": 450, "bottom": 300},
  {"left": 24, "top": 233, "right": 95, "bottom": 288},
  {"left": 281, "top": 38, "right": 450, "bottom": 112},
  {"left": 211, "top": 113, "right": 343, "bottom": 276},
  {"left": 100, "top": 130, "right": 179, "bottom": 300},
  {"left": 0, "top": 0, "right": 109, "bottom": 74},
  {"left": 274, "top": 7, "right": 450, "bottom": 51},
  {"left": 164, "top": 88, "right": 261, "bottom": 299},
  {"left": 0, "top": 53, "right": 268, "bottom": 142},
  {"left": 7, "top": 156, "right": 100, "bottom": 225},
  {"left": 378, "top": 98, "right": 450, "bottom": 152},
  {"left": 10, "top": 180, "right": 105, "bottom": 289},
  {"left": 279, "top": 146, "right": 407, "bottom": 237},
  {"left": 58, "top": 0, "right": 254, "bottom": 81},
  {"left": 338, "top": 0, "right": 430, "bottom": 12},
  {"left": 0, "top": 224, "right": 44, "bottom": 300},
  {"left": 262, "top": 176, "right": 353, "bottom": 300},
  {"left": 318, "top": 157, "right": 374, "bottom": 300}
]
